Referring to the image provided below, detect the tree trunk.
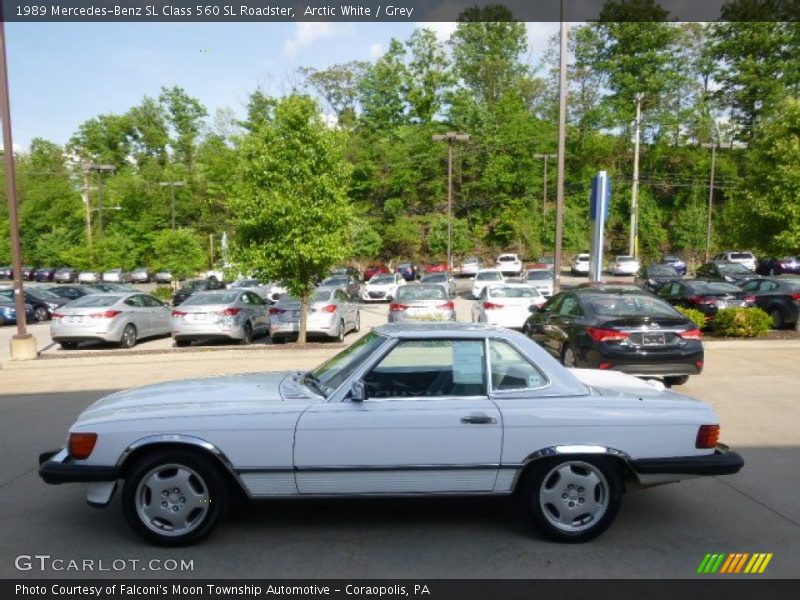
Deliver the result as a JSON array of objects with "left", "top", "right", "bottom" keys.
[{"left": 298, "top": 294, "right": 308, "bottom": 345}]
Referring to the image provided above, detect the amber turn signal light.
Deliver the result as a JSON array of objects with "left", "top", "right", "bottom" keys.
[
  {"left": 68, "top": 433, "right": 98, "bottom": 460},
  {"left": 695, "top": 425, "right": 720, "bottom": 449}
]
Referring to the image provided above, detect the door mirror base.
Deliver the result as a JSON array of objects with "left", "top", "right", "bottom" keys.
[{"left": 350, "top": 380, "right": 367, "bottom": 402}]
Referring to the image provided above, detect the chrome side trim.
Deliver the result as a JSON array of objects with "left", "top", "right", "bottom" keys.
[
  {"left": 509, "top": 445, "right": 633, "bottom": 490},
  {"left": 116, "top": 434, "right": 252, "bottom": 497}
]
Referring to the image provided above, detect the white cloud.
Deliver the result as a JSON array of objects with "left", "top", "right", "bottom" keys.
[
  {"left": 423, "top": 22, "right": 458, "bottom": 42},
  {"left": 283, "top": 23, "right": 351, "bottom": 57},
  {"left": 368, "top": 42, "right": 385, "bottom": 59}
]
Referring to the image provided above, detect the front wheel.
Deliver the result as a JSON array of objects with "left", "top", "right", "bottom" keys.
[
  {"left": 119, "top": 324, "right": 137, "bottom": 349},
  {"left": 34, "top": 306, "right": 49, "bottom": 322},
  {"left": 561, "top": 344, "right": 578, "bottom": 368},
  {"left": 333, "top": 319, "right": 345, "bottom": 343},
  {"left": 521, "top": 456, "right": 623, "bottom": 543},
  {"left": 354, "top": 312, "right": 361, "bottom": 333},
  {"left": 122, "top": 449, "right": 229, "bottom": 546},
  {"left": 239, "top": 322, "right": 253, "bottom": 345}
]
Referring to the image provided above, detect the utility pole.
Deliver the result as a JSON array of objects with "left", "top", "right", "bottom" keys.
[
  {"left": 159, "top": 181, "right": 187, "bottom": 230},
  {"left": 553, "top": 1, "right": 569, "bottom": 294},
  {"left": 533, "top": 153, "right": 557, "bottom": 219},
  {"left": 87, "top": 164, "right": 115, "bottom": 236},
  {"left": 432, "top": 132, "right": 470, "bottom": 272},
  {"left": 82, "top": 168, "right": 92, "bottom": 252},
  {"left": 0, "top": 20, "right": 36, "bottom": 359},
  {"left": 629, "top": 92, "right": 643, "bottom": 258},
  {"left": 702, "top": 142, "right": 717, "bottom": 262}
]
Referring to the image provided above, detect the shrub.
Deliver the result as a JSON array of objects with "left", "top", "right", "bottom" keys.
[
  {"left": 712, "top": 307, "right": 772, "bottom": 337},
  {"left": 152, "top": 286, "right": 174, "bottom": 302},
  {"left": 675, "top": 306, "right": 708, "bottom": 330}
]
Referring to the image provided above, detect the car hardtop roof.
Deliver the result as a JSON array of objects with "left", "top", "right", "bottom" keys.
[
  {"left": 375, "top": 322, "right": 511, "bottom": 339},
  {"left": 573, "top": 285, "right": 649, "bottom": 295}
]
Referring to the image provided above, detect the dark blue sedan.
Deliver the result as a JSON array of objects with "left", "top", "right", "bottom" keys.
[
  {"left": 0, "top": 301, "right": 35, "bottom": 326},
  {"left": 660, "top": 255, "right": 687, "bottom": 276}
]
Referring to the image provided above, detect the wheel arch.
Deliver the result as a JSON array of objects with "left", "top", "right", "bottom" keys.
[{"left": 116, "top": 434, "right": 249, "bottom": 498}]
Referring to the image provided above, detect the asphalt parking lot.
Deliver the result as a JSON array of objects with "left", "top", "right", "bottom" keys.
[{"left": 1, "top": 274, "right": 798, "bottom": 579}]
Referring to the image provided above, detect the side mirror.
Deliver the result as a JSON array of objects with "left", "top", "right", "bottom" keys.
[
  {"left": 350, "top": 380, "right": 367, "bottom": 402},
  {"left": 386, "top": 295, "right": 393, "bottom": 302}
]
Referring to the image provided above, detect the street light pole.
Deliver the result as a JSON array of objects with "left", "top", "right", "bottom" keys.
[
  {"left": 533, "top": 153, "right": 557, "bottom": 220},
  {"left": 86, "top": 164, "right": 115, "bottom": 236},
  {"left": 0, "top": 20, "right": 36, "bottom": 359},
  {"left": 159, "top": 181, "right": 187, "bottom": 230},
  {"left": 553, "top": 1, "right": 569, "bottom": 294},
  {"left": 432, "top": 133, "right": 470, "bottom": 272},
  {"left": 703, "top": 142, "right": 717, "bottom": 262},
  {"left": 630, "top": 92, "right": 643, "bottom": 258}
]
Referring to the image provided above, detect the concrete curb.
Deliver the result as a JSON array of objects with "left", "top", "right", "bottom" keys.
[{"left": 702, "top": 340, "right": 800, "bottom": 350}]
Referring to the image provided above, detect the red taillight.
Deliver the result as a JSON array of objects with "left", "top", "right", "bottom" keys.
[
  {"left": 171, "top": 310, "right": 187, "bottom": 317},
  {"left": 90, "top": 310, "right": 121, "bottom": 319},
  {"left": 320, "top": 304, "right": 337, "bottom": 313},
  {"left": 438, "top": 301, "right": 455, "bottom": 310},
  {"left": 52, "top": 313, "right": 64, "bottom": 320},
  {"left": 696, "top": 424, "right": 720, "bottom": 449},
  {"left": 483, "top": 302, "right": 504, "bottom": 310},
  {"left": 586, "top": 327, "right": 629, "bottom": 343},
  {"left": 68, "top": 432, "right": 98, "bottom": 460},
  {"left": 598, "top": 362, "right": 613, "bottom": 370},
  {"left": 791, "top": 293, "right": 800, "bottom": 301},
  {"left": 744, "top": 295, "right": 756, "bottom": 304},
  {"left": 688, "top": 295, "right": 715, "bottom": 305},
  {"left": 215, "top": 307, "right": 241, "bottom": 316},
  {"left": 389, "top": 303, "right": 408, "bottom": 312},
  {"left": 269, "top": 307, "right": 285, "bottom": 315},
  {"left": 696, "top": 360, "right": 704, "bottom": 370},
  {"left": 679, "top": 328, "right": 703, "bottom": 340}
]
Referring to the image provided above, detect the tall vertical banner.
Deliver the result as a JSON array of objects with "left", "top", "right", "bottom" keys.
[{"left": 589, "top": 171, "right": 611, "bottom": 282}]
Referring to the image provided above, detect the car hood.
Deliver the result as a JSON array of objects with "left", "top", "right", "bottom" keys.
[{"left": 74, "top": 371, "right": 314, "bottom": 426}]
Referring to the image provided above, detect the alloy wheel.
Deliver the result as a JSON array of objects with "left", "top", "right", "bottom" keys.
[
  {"left": 134, "top": 463, "right": 210, "bottom": 538},
  {"left": 538, "top": 461, "right": 610, "bottom": 533}
]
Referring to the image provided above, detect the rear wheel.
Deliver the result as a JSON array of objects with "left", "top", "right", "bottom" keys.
[
  {"left": 119, "top": 324, "right": 137, "bottom": 349},
  {"left": 239, "top": 322, "right": 253, "bottom": 345},
  {"left": 520, "top": 456, "right": 623, "bottom": 543},
  {"left": 354, "top": 312, "right": 361, "bottom": 333},
  {"left": 60, "top": 341, "right": 78, "bottom": 350},
  {"left": 561, "top": 344, "right": 578, "bottom": 368},
  {"left": 272, "top": 336, "right": 286, "bottom": 345},
  {"left": 174, "top": 339, "right": 190, "bottom": 348},
  {"left": 34, "top": 306, "right": 49, "bottom": 322},
  {"left": 334, "top": 319, "right": 345, "bottom": 342},
  {"left": 664, "top": 375, "right": 689, "bottom": 387},
  {"left": 122, "top": 449, "right": 229, "bottom": 546},
  {"left": 769, "top": 308, "right": 784, "bottom": 329}
]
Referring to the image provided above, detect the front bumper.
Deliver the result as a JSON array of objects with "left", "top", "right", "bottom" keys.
[
  {"left": 38, "top": 449, "right": 120, "bottom": 485},
  {"left": 630, "top": 445, "right": 744, "bottom": 477}
]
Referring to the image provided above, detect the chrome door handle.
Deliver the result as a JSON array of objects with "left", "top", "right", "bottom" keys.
[{"left": 461, "top": 413, "right": 497, "bottom": 425}]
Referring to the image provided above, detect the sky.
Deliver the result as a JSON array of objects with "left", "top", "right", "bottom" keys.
[{"left": 4, "top": 21, "right": 559, "bottom": 150}]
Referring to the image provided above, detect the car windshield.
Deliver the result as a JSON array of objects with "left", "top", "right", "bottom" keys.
[
  {"left": 663, "top": 256, "right": 682, "bottom": 262},
  {"left": 616, "top": 256, "right": 635, "bottom": 262},
  {"left": 180, "top": 280, "right": 205, "bottom": 291},
  {"left": 231, "top": 279, "right": 259, "bottom": 287},
  {"left": 498, "top": 255, "right": 516, "bottom": 262},
  {"left": 648, "top": 266, "right": 678, "bottom": 276},
  {"left": 285, "top": 290, "right": 331, "bottom": 303},
  {"left": 782, "top": 280, "right": 800, "bottom": 291},
  {"left": 585, "top": 293, "right": 681, "bottom": 318},
  {"left": 576, "top": 255, "right": 589, "bottom": 261},
  {"left": 396, "top": 285, "right": 447, "bottom": 301},
  {"left": 182, "top": 292, "right": 240, "bottom": 306},
  {"left": 422, "top": 274, "right": 446, "bottom": 283},
  {"left": 476, "top": 271, "right": 503, "bottom": 281},
  {"left": 370, "top": 275, "right": 395, "bottom": 285},
  {"left": 323, "top": 277, "right": 348, "bottom": 286},
  {"left": 730, "top": 253, "right": 754, "bottom": 259},
  {"left": 68, "top": 295, "right": 123, "bottom": 307},
  {"left": 689, "top": 282, "right": 742, "bottom": 294},
  {"left": 718, "top": 263, "right": 750, "bottom": 274},
  {"left": 462, "top": 258, "right": 478, "bottom": 264},
  {"left": 489, "top": 286, "right": 540, "bottom": 298},
  {"left": 27, "top": 289, "right": 61, "bottom": 300},
  {"left": 310, "top": 332, "right": 387, "bottom": 397},
  {"left": 526, "top": 271, "right": 551, "bottom": 280}
]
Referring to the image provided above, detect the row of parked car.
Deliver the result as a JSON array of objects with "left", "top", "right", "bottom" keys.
[{"left": 0, "top": 266, "right": 173, "bottom": 284}]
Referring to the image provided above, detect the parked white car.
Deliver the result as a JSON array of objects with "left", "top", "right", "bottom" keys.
[
  {"left": 78, "top": 271, "right": 101, "bottom": 284},
  {"left": 265, "top": 281, "right": 287, "bottom": 303},
  {"left": 611, "top": 255, "right": 640, "bottom": 276},
  {"left": 471, "top": 268, "right": 505, "bottom": 299},
  {"left": 522, "top": 268, "right": 554, "bottom": 298},
  {"left": 713, "top": 251, "right": 757, "bottom": 272},
  {"left": 361, "top": 272, "right": 405, "bottom": 303},
  {"left": 472, "top": 284, "right": 545, "bottom": 329},
  {"left": 39, "top": 323, "right": 743, "bottom": 546},
  {"left": 496, "top": 253, "right": 523, "bottom": 276},
  {"left": 571, "top": 254, "right": 590, "bottom": 275},
  {"left": 459, "top": 257, "right": 481, "bottom": 277}
]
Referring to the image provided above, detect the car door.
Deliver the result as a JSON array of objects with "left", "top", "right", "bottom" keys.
[
  {"left": 293, "top": 338, "right": 502, "bottom": 494},
  {"left": 141, "top": 294, "right": 170, "bottom": 334},
  {"left": 123, "top": 295, "right": 152, "bottom": 336},
  {"left": 333, "top": 289, "right": 353, "bottom": 330},
  {"left": 247, "top": 292, "right": 269, "bottom": 332},
  {"left": 547, "top": 294, "right": 585, "bottom": 358},
  {"left": 528, "top": 294, "right": 564, "bottom": 355}
]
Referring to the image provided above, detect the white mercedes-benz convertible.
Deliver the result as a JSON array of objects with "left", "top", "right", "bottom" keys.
[{"left": 40, "top": 323, "right": 743, "bottom": 546}]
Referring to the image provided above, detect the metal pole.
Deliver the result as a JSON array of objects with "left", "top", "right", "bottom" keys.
[
  {"left": 630, "top": 93, "right": 643, "bottom": 258},
  {"left": 83, "top": 170, "right": 92, "bottom": 251},
  {"left": 447, "top": 140, "right": 453, "bottom": 273},
  {"left": 553, "top": 4, "right": 569, "bottom": 294},
  {"left": 97, "top": 171, "right": 105, "bottom": 235},
  {"left": 171, "top": 186, "right": 176, "bottom": 230},
  {"left": 543, "top": 155, "right": 549, "bottom": 219},
  {"left": 704, "top": 144, "right": 716, "bottom": 262},
  {"left": 0, "top": 20, "right": 29, "bottom": 339}
]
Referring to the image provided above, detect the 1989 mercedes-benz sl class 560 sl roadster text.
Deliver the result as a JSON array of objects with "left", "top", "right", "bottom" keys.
[{"left": 39, "top": 323, "right": 743, "bottom": 545}]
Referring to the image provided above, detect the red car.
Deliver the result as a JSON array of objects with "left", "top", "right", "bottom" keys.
[
  {"left": 424, "top": 262, "right": 449, "bottom": 274},
  {"left": 364, "top": 262, "right": 390, "bottom": 281}
]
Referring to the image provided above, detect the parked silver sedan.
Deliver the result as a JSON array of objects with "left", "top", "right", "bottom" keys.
[
  {"left": 420, "top": 272, "right": 456, "bottom": 298},
  {"left": 269, "top": 287, "right": 360, "bottom": 343},
  {"left": 388, "top": 284, "right": 456, "bottom": 323},
  {"left": 50, "top": 292, "right": 171, "bottom": 350},
  {"left": 171, "top": 289, "right": 269, "bottom": 347},
  {"left": 102, "top": 269, "right": 130, "bottom": 283}
]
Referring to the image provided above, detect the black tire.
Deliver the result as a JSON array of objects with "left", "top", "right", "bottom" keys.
[
  {"left": 272, "top": 336, "right": 286, "bottom": 345},
  {"left": 664, "top": 375, "right": 689, "bottom": 387},
  {"left": 769, "top": 268, "right": 776, "bottom": 276},
  {"left": 60, "top": 341, "right": 79, "bottom": 350},
  {"left": 174, "top": 339, "right": 190, "bottom": 348},
  {"left": 519, "top": 456, "right": 623, "bottom": 543},
  {"left": 561, "top": 344, "right": 578, "bottom": 368},
  {"left": 34, "top": 306, "right": 49, "bottom": 322},
  {"left": 333, "top": 319, "right": 345, "bottom": 342},
  {"left": 354, "top": 311, "right": 361, "bottom": 333},
  {"left": 122, "top": 449, "right": 229, "bottom": 546},
  {"left": 240, "top": 322, "right": 253, "bottom": 346},
  {"left": 119, "top": 324, "right": 137, "bottom": 349},
  {"left": 769, "top": 308, "right": 784, "bottom": 329}
]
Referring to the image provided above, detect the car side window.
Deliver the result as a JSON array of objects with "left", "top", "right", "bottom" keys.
[
  {"left": 558, "top": 295, "right": 583, "bottom": 317},
  {"left": 363, "top": 340, "right": 486, "bottom": 398},
  {"left": 740, "top": 280, "right": 759, "bottom": 292},
  {"left": 124, "top": 295, "right": 145, "bottom": 308},
  {"left": 140, "top": 295, "right": 163, "bottom": 307},
  {"left": 489, "top": 340, "right": 548, "bottom": 391},
  {"left": 760, "top": 281, "right": 778, "bottom": 292}
]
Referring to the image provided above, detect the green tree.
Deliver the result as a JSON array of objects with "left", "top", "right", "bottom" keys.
[
  {"left": 358, "top": 40, "right": 409, "bottom": 132},
  {"left": 151, "top": 228, "right": 207, "bottom": 281},
  {"left": 300, "top": 61, "right": 369, "bottom": 127},
  {"left": 230, "top": 95, "right": 353, "bottom": 344},
  {"left": 159, "top": 86, "right": 208, "bottom": 170},
  {"left": 405, "top": 29, "right": 454, "bottom": 123},
  {"left": 426, "top": 216, "right": 472, "bottom": 259}
]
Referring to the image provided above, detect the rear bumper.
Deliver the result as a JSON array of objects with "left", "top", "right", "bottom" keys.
[
  {"left": 590, "top": 344, "right": 704, "bottom": 377},
  {"left": 630, "top": 445, "right": 744, "bottom": 477},
  {"left": 38, "top": 449, "right": 120, "bottom": 485}
]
